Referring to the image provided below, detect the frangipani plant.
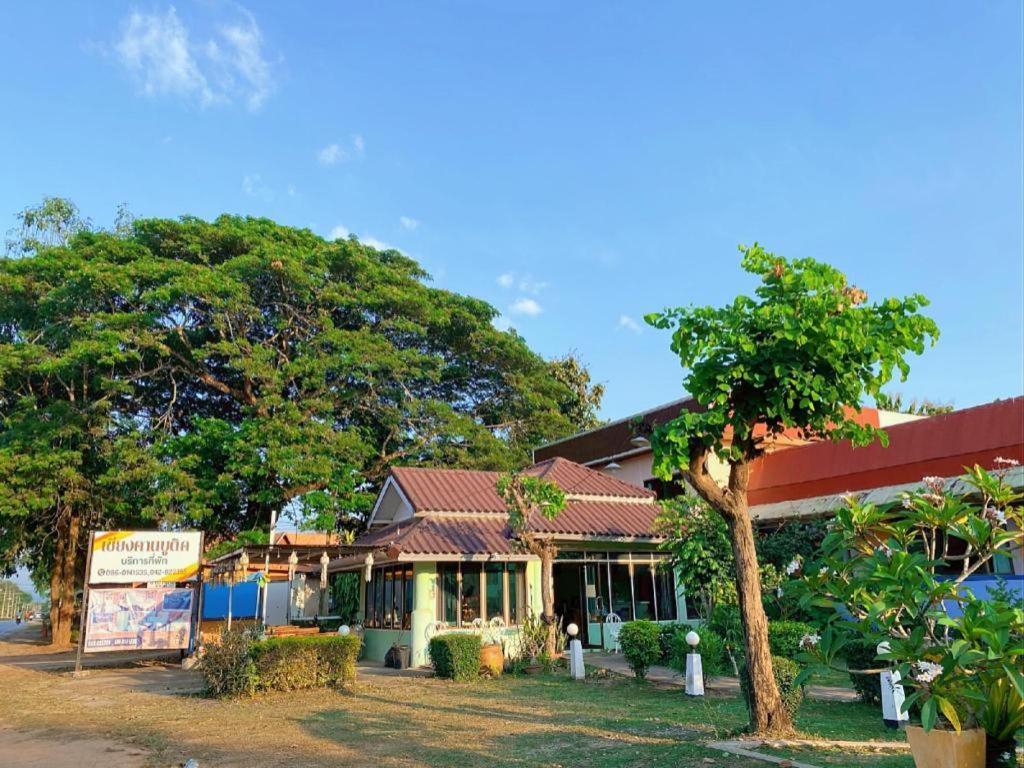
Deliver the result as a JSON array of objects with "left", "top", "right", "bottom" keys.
[{"left": 792, "top": 462, "right": 1023, "bottom": 741}]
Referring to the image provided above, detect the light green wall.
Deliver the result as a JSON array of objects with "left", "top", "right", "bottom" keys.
[{"left": 362, "top": 628, "right": 406, "bottom": 661}]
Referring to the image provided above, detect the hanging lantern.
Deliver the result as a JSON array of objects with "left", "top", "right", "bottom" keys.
[
  {"left": 320, "top": 551, "right": 330, "bottom": 590},
  {"left": 237, "top": 549, "right": 249, "bottom": 581},
  {"left": 364, "top": 552, "right": 375, "bottom": 582},
  {"left": 287, "top": 550, "right": 299, "bottom": 583}
]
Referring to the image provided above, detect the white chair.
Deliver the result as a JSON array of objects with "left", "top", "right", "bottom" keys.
[{"left": 604, "top": 613, "right": 623, "bottom": 653}]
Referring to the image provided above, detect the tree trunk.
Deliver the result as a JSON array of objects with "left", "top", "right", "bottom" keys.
[
  {"left": 539, "top": 543, "right": 557, "bottom": 659},
  {"left": 49, "top": 507, "right": 80, "bottom": 646},
  {"left": 727, "top": 508, "right": 793, "bottom": 734}
]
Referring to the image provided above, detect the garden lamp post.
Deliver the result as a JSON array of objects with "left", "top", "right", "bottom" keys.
[
  {"left": 567, "top": 623, "right": 585, "bottom": 680},
  {"left": 684, "top": 630, "right": 704, "bottom": 696},
  {"left": 877, "top": 641, "right": 908, "bottom": 729}
]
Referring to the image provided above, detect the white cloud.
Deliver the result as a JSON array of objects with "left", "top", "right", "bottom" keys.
[
  {"left": 241, "top": 173, "right": 271, "bottom": 200},
  {"left": 509, "top": 297, "right": 542, "bottom": 317},
  {"left": 115, "top": 5, "right": 274, "bottom": 110},
  {"left": 399, "top": 216, "right": 419, "bottom": 231},
  {"left": 329, "top": 224, "right": 350, "bottom": 240},
  {"left": 317, "top": 143, "right": 346, "bottom": 165},
  {"left": 361, "top": 237, "right": 393, "bottom": 251},
  {"left": 618, "top": 314, "right": 642, "bottom": 334},
  {"left": 317, "top": 135, "right": 365, "bottom": 166},
  {"left": 493, "top": 316, "right": 513, "bottom": 332},
  {"left": 518, "top": 276, "right": 548, "bottom": 295},
  {"left": 497, "top": 272, "right": 515, "bottom": 288}
]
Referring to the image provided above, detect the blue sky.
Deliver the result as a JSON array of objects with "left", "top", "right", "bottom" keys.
[{"left": 2, "top": 1, "right": 1022, "bottom": 423}]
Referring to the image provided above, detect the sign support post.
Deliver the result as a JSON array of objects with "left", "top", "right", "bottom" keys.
[{"left": 73, "top": 532, "right": 96, "bottom": 678}]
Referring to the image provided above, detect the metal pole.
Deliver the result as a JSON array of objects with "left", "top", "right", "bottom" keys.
[{"left": 73, "top": 532, "right": 96, "bottom": 677}]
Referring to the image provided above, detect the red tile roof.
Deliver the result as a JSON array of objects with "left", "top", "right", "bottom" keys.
[
  {"left": 748, "top": 397, "right": 1024, "bottom": 505},
  {"left": 355, "top": 457, "right": 664, "bottom": 557}
]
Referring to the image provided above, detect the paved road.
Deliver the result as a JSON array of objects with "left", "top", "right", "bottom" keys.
[{"left": 0, "top": 619, "right": 36, "bottom": 639}]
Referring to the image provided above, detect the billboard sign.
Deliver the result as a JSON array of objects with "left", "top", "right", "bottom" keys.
[
  {"left": 83, "top": 587, "right": 194, "bottom": 653},
  {"left": 88, "top": 531, "right": 202, "bottom": 584}
]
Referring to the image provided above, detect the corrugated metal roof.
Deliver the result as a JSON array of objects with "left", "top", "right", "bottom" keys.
[
  {"left": 529, "top": 500, "right": 662, "bottom": 538},
  {"left": 391, "top": 467, "right": 505, "bottom": 513},
  {"left": 523, "top": 457, "right": 655, "bottom": 499}
]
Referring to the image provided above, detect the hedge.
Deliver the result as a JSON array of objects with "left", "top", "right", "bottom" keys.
[
  {"left": 767, "top": 620, "right": 815, "bottom": 660},
  {"left": 739, "top": 655, "right": 804, "bottom": 720},
  {"left": 201, "top": 631, "right": 360, "bottom": 696},
  {"left": 843, "top": 639, "right": 883, "bottom": 705},
  {"left": 668, "top": 627, "right": 727, "bottom": 681},
  {"left": 429, "top": 632, "right": 482, "bottom": 681},
  {"left": 618, "top": 620, "right": 662, "bottom": 679}
]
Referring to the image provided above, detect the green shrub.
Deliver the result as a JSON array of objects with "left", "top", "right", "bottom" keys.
[
  {"left": 739, "top": 655, "right": 804, "bottom": 720},
  {"left": 668, "top": 627, "right": 727, "bottom": 681},
  {"left": 201, "top": 629, "right": 259, "bottom": 697},
  {"left": 200, "top": 631, "right": 360, "bottom": 696},
  {"left": 767, "top": 620, "right": 815, "bottom": 660},
  {"left": 657, "top": 622, "right": 686, "bottom": 661},
  {"left": 843, "top": 639, "right": 882, "bottom": 705},
  {"left": 429, "top": 632, "right": 482, "bottom": 681},
  {"left": 618, "top": 620, "right": 662, "bottom": 680}
]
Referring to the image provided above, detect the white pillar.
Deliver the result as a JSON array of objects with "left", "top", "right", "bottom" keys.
[
  {"left": 684, "top": 630, "right": 704, "bottom": 696},
  {"left": 567, "top": 623, "right": 585, "bottom": 680},
  {"left": 877, "top": 642, "right": 908, "bottom": 729}
]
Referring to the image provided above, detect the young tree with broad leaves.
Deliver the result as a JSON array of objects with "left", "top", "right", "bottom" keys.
[
  {"left": 496, "top": 474, "right": 566, "bottom": 659},
  {"left": 645, "top": 244, "right": 938, "bottom": 735}
]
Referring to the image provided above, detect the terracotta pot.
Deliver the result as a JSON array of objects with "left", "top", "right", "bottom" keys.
[
  {"left": 906, "top": 726, "right": 986, "bottom": 768},
  {"left": 480, "top": 643, "right": 504, "bottom": 676}
]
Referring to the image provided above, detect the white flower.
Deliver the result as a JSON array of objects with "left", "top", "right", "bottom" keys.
[
  {"left": 901, "top": 496, "right": 915, "bottom": 510},
  {"left": 819, "top": 566, "right": 829, "bottom": 576},
  {"left": 785, "top": 557, "right": 801, "bottom": 576},
  {"left": 776, "top": 586, "right": 784, "bottom": 598},
  {"left": 994, "top": 456, "right": 1019, "bottom": 467},
  {"left": 874, "top": 544, "right": 893, "bottom": 559},
  {"left": 913, "top": 661, "right": 943, "bottom": 684},
  {"left": 983, "top": 506, "right": 1007, "bottom": 526},
  {"left": 800, "top": 633, "right": 821, "bottom": 648}
]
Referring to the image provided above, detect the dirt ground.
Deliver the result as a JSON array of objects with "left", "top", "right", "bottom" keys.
[{"left": 0, "top": 624, "right": 913, "bottom": 768}]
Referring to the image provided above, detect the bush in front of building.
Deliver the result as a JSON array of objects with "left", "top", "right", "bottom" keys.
[
  {"left": 618, "top": 620, "right": 662, "bottom": 679},
  {"left": 428, "top": 632, "right": 482, "bottom": 681},
  {"left": 739, "top": 655, "right": 804, "bottom": 720},
  {"left": 767, "top": 620, "right": 816, "bottom": 661},
  {"left": 842, "top": 638, "right": 883, "bottom": 705},
  {"left": 657, "top": 622, "right": 686, "bottom": 662},
  {"left": 201, "top": 631, "right": 360, "bottom": 696}
]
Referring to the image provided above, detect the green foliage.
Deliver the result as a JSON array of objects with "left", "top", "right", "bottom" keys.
[
  {"left": 428, "top": 632, "right": 482, "bottom": 681},
  {"left": 655, "top": 498, "right": 733, "bottom": 618},
  {"left": 767, "top": 620, "right": 815, "bottom": 661},
  {"left": 793, "top": 465, "right": 1024, "bottom": 733},
  {"left": 330, "top": 572, "right": 361, "bottom": 624},
  {"left": 740, "top": 655, "right": 804, "bottom": 721},
  {"left": 547, "top": 353, "right": 605, "bottom": 431},
  {"left": 0, "top": 208, "right": 593, "bottom": 607},
  {"left": 875, "top": 391, "right": 953, "bottom": 416},
  {"left": 657, "top": 622, "right": 687, "bottom": 661},
  {"left": 618, "top": 620, "right": 662, "bottom": 680},
  {"left": 705, "top": 604, "right": 743, "bottom": 668},
  {"left": 200, "top": 631, "right": 360, "bottom": 697},
  {"left": 842, "top": 639, "right": 883, "bottom": 705},
  {"left": 200, "top": 629, "right": 260, "bottom": 697},
  {"left": 756, "top": 520, "right": 829, "bottom": 571},
  {"left": 203, "top": 529, "right": 268, "bottom": 561},
  {"left": 5, "top": 196, "right": 89, "bottom": 254},
  {"left": 496, "top": 474, "right": 566, "bottom": 533},
  {"left": 646, "top": 243, "right": 938, "bottom": 470}
]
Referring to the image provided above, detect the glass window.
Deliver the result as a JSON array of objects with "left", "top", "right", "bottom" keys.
[
  {"left": 383, "top": 568, "right": 394, "bottom": 629},
  {"left": 584, "top": 563, "right": 607, "bottom": 622},
  {"left": 632, "top": 563, "right": 655, "bottom": 620},
  {"left": 508, "top": 564, "right": 524, "bottom": 625},
  {"left": 374, "top": 573, "right": 384, "bottom": 629},
  {"left": 403, "top": 567, "right": 414, "bottom": 629},
  {"left": 460, "top": 566, "right": 481, "bottom": 625},
  {"left": 485, "top": 563, "right": 504, "bottom": 622},
  {"left": 654, "top": 564, "right": 677, "bottom": 621},
  {"left": 440, "top": 565, "right": 458, "bottom": 625},
  {"left": 609, "top": 562, "right": 633, "bottom": 620}
]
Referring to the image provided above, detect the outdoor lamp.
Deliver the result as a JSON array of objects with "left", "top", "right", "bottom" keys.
[
  {"left": 238, "top": 549, "right": 249, "bottom": 571},
  {"left": 364, "top": 552, "right": 374, "bottom": 581},
  {"left": 338, "top": 625, "right": 350, "bottom": 636},
  {"left": 287, "top": 550, "right": 299, "bottom": 579},
  {"left": 630, "top": 435, "right": 650, "bottom": 448},
  {"left": 685, "top": 630, "right": 700, "bottom": 648},
  {"left": 604, "top": 461, "right": 621, "bottom": 471},
  {"left": 567, "top": 623, "right": 579, "bottom": 638},
  {"left": 320, "top": 551, "right": 330, "bottom": 589}
]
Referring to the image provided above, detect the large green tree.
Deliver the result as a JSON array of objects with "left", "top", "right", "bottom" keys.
[
  {"left": 646, "top": 244, "right": 938, "bottom": 735},
  {"left": 0, "top": 206, "right": 601, "bottom": 644}
]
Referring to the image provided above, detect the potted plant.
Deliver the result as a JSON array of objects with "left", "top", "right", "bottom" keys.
[{"left": 793, "top": 462, "right": 1023, "bottom": 768}]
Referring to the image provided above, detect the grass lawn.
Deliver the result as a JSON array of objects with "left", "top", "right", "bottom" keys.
[{"left": 0, "top": 651, "right": 917, "bottom": 768}]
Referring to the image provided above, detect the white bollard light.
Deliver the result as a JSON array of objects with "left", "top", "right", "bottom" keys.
[
  {"left": 338, "top": 625, "right": 351, "bottom": 636},
  {"left": 567, "top": 623, "right": 585, "bottom": 680},
  {"left": 877, "top": 642, "right": 908, "bottom": 729},
  {"left": 684, "top": 630, "right": 704, "bottom": 696}
]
